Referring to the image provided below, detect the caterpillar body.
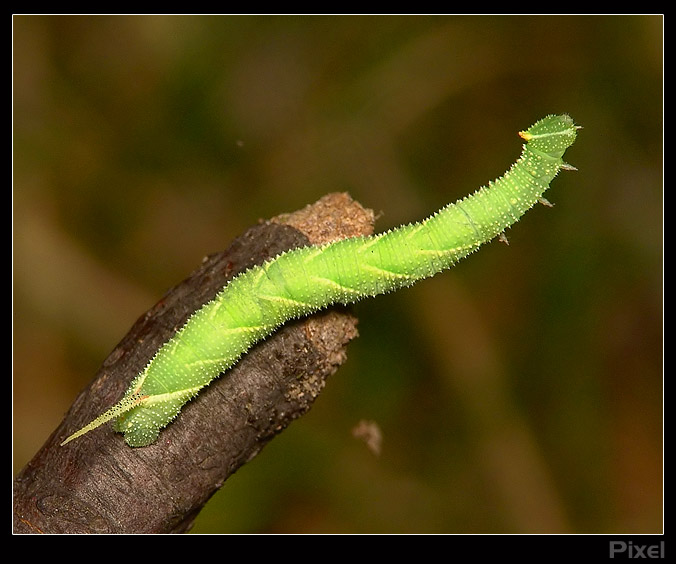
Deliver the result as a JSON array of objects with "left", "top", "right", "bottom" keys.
[{"left": 61, "top": 114, "right": 579, "bottom": 447}]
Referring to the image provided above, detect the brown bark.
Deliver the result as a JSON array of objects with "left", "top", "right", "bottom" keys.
[{"left": 13, "top": 193, "right": 374, "bottom": 534}]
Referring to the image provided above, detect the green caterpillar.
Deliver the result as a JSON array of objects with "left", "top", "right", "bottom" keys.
[{"left": 61, "top": 114, "right": 579, "bottom": 447}]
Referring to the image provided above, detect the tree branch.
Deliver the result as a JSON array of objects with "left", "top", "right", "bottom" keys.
[{"left": 13, "top": 193, "right": 374, "bottom": 534}]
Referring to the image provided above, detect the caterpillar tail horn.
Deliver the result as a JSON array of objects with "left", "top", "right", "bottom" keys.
[{"left": 60, "top": 393, "right": 146, "bottom": 446}]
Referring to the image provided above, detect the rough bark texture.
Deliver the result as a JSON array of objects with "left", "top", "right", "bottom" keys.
[{"left": 13, "top": 193, "right": 374, "bottom": 534}]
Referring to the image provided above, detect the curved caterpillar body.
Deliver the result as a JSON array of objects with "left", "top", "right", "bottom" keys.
[{"left": 62, "top": 114, "right": 579, "bottom": 447}]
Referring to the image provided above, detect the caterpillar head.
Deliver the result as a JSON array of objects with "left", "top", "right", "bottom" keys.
[{"left": 519, "top": 114, "right": 579, "bottom": 159}]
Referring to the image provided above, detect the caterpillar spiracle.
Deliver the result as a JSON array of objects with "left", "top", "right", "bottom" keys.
[{"left": 61, "top": 114, "right": 580, "bottom": 447}]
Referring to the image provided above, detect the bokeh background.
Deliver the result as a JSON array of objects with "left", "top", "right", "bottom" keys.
[{"left": 13, "top": 15, "right": 662, "bottom": 533}]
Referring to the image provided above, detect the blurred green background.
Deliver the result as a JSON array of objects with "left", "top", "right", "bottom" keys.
[{"left": 13, "top": 15, "right": 662, "bottom": 533}]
